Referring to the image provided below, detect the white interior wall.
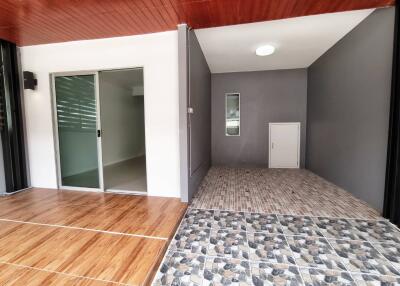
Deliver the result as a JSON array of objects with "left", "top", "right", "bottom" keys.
[
  {"left": 20, "top": 31, "right": 180, "bottom": 198},
  {"left": 100, "top": 79, "right": 145, "bottom": 166}
]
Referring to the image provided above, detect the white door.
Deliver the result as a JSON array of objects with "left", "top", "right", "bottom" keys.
[{"left": 269, "top": 123, "right": 300, "bottom": 168}]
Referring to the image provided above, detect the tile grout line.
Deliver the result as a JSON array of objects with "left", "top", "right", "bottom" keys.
[
  {"left": 0, "top": 218, "right": 168, "bottom": 241},
  {"left": 309, "top": 216, "right": 358, "bottom": 283},
  {"left": 150, "top": 207, "right": 193, "bottom": 285},
  {"left": 188, "top": 207, "right": 400, "bottom": 242},
  {"left": 275, "top": 215, "right": 307, "bottom": 285},
  {"left": 188, "top": 206, "right": 386, "bottom": 222},
  {"left": 0, "top": 260, "right": 132, "bottom": 285},
  {"left": 368, "top": 241, "right": 400, "bottom": 276},
  {"left": 154, "top": 208, "right": 400, "bottom": 285},
  {"left": 145, "top": 207, "right": 189, "bottom": 285},
  {"left": 309, "top": 216, "right": 400, "bottom": 276}
]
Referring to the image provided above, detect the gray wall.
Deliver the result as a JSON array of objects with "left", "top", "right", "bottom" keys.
[
  {"left": 306, "top": 7, "right": 395, "bottom": 212},
  {"left": 188, "top": 29, "right": 212, "bottom": 201},
  {"left": 178, "top": 25, "right": 189, "bottom": 202},
  {"left": 212, "top": 69, "right": 308, "bottom": 167}
]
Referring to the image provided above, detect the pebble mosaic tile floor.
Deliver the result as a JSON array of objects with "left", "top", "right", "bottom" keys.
[
  {"left": 153, "top": 209, "right": 400, "bottom": 286},
  {"left": 153, "top": 168, "right": 399, "bottom": 285}
]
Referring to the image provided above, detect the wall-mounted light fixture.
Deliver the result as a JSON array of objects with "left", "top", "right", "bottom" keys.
[{"left": 23, "top": 71, "right": 37, "bottom": 90}]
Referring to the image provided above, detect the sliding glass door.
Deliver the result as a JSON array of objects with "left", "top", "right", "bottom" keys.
[{"left": 53, "top": 73, "right": 103, "bottom": 190}]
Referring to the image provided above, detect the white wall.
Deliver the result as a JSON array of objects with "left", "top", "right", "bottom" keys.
[
  {"left": 100, "top": 79, "right": 145, "bottom": 166},
  {"left": 20, "top": 31, "right": 180, "bottom": 198}
]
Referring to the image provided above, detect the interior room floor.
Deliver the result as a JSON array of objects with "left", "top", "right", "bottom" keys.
[
  {"left": 104, "top": 156, "right": 147, "bottom": 192},
  {"left": 0, "top": 188, "right": 187, "bottom": 285},
  {"left": 153, "top": 167, "right": 400, "bottom": 286}
]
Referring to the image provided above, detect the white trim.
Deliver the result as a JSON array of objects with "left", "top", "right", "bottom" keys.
[
  {"left": 99, "top": 67, "right": 148, "bottom": 195},
  {"left": 0, "top": 187, "right": 33, "bottom": 197},
  {"left": 268, "top": 122, "right": 300, "bottom": 168},
  {"left": 187, "top": 206, "right": 388, "bottom": 223},
  {"left": 59, "top": 186, "right": 103, "bottom": 193},
  {"left": 105, "top": 189, "right": 147, "bottom": 196},
  {"left": 95, "top": 71, "right": 105, "bottom": 191},
  {"left": 0, "top": 218, "right": 168, "bottom": 240},
  {"left": 0, "top": 261, "right": 129, "bottom": 286},
  {"left": 225, "top": 93, "right": 240, "bottom": 136}
]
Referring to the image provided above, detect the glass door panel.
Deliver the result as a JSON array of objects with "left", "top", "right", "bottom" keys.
[{"left": 54, "top": 75, "right": 100, "bottom": 188}]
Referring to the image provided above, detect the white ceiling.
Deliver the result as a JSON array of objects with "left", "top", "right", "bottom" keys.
[{"left": 195, "top": 9, "right": 374, "bottom": 73}]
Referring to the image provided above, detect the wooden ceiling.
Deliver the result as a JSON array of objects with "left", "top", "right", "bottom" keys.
[{"left": 0, "top": 0, "right": 395, "bottom": 46}]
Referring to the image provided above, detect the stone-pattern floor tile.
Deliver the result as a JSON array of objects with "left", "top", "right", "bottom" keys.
[
  {"left": 248, "top": 233, "right": 295, "bottom": 265},
  {"left": 372, "top": 242, "right": 400, "bottom": 271},
  {"left": 208, "top": 229, "right": 249, "bottom": 260},
  {"left": 352, "top": 273, "right": 400, "bottom": 286},
  {"left": 286, "top": 236, "right": 346, "bottom": 271},
  {"left": 245, "top": 213, "right": 283, "bottom": 234},
  {"left": 170, "top": 227, "right": 211, "bottom": 255},
  {"left": 300, "top": 268, "right": 356, "bottom": 286},
  {"left": 278, "top": 215, "right": 323, "bottom": 237},
  {"left": 153, "top": 207, "right": 400, "bottom": 286},
  {"left": 154, "top": 252, "right": 205, "bottom": 286},
  {"left": 203, "top": 257, "right": 252, "bottom": 285},
  {"left": 251, "top": 262, "right": 303, "bottom": 286},
  {"left": 349, "top": 219, "right": 400, "bottom": 244},
  {"left": 212, "top": 210, "right": 247, "bottom": 231},
  {"left": 191, "top": 167, "right": 380, "bottom": 219},
  {"left": 181, "top": 209, "right": 214, "bottom": 229},
  {"left": 313, "top": 217, "right": 367, "bottom": 241},
  {"left": 329, "top": 240, "right": 400, "bottom": 276}
]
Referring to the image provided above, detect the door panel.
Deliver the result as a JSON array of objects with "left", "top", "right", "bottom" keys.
[
  {"left": 0, "top": 40, "right": 28, "bottom": 193},
  {"left": 269, "top": 123, "right": 300, "bottom": 168},
  {"left": 54, "top": 75, "right": 100, "bottom": 188}
]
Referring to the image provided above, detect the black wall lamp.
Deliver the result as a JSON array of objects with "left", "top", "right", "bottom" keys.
[{"left": 23, "top": 71, "right": 37, "bottom": 90}]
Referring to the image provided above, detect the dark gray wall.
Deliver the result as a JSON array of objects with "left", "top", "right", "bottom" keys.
[
  {"left": 187, "top": 29, "right": 212, "bottom": 201},
  {"left": 212, "top": 69, "right": 307, "bottom": 167},
  {"left": 306, "top": 8, "right": 395, "bottom": 212}
]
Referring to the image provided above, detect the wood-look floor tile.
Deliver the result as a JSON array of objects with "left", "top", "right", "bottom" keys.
[
  {"left": 0, "top": 263, "right": 116, "bottom": 286},
  {"left": 0, "top": 189, "right": 187, "bottom": 238},
  {"left": 0, "top": 221, "right": 167, "bottom": 285}
]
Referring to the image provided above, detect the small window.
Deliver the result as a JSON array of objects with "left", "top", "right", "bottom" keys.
[{"left": 226, "top": 93, "right": 240, "bottom": 136}]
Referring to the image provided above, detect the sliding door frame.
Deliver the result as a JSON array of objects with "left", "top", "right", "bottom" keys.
[
  {"left": 98, "top": 67, "right": 148, "bottom": 195},
  {"left": 51, "top": 71, "right": 104, "bottom": 192}
]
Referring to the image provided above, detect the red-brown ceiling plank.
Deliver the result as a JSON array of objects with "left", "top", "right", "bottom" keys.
[
  {"left": 123, "top": 0, "right": 163, "bottom": 32},
  {"left": 123, "top": 2, "right": 154, "bottom": 33},
  {"left": 118, "top": 1, "right": 148, "bottom": 33},
  {"left": 0, "top": 1, "right": 89, "bottom": 42},
  {"left": 181, "top": 1, "right": 212, "bottom": 28},
  {"left": 142, "top": 0, "right": 171, "bottom": 30},
  {"left": 0, "top": 0, "right": 395, "bottom": 46}
]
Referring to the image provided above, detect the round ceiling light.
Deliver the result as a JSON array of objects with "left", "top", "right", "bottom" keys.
[{"left": 256, "top": 45, "right": 275, "bottom": 56}]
